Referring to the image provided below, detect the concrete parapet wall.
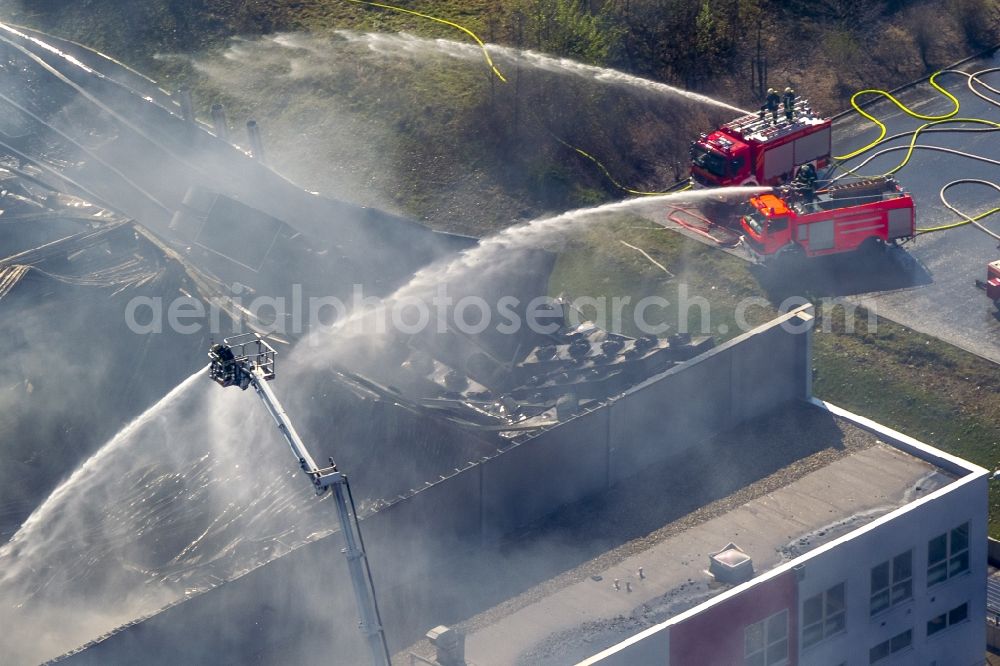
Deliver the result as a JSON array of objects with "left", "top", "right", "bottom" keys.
[
  {"left": 609, "top": 346, "right": 732, "bottom": 483},
  {"left": 610, "top": 307, "right": 810, "bottom": 482},
  {"left": 481, "top": 405, "right": 610, "bottom": 540}
]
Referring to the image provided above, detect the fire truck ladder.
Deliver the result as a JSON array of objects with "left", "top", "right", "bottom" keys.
[
  {"left": 207, "top": 334, "right": 391, "bottom": 666},
  {"left": 824, "top": 176, "right": 897, "bottom": 199},
  {"left": 724, "top": 100, "right": 817, "bottom": 139}
]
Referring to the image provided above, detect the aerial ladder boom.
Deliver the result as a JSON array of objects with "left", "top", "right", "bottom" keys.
[{"left": 207, "top": 333, "right": 391, "bottom": 666}]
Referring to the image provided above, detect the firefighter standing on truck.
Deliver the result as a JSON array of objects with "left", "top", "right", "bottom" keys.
[
  {"left": 782, "top": 87, "right": 796, "bottom": 120},
  {"left": 762, "top": 88, "right": 781, "bottom": 123}
]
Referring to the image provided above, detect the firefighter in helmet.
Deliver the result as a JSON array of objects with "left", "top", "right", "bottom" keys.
[
  {"left": 782, "top": 87, "right": 796, "bottom": 120},
  {"left": 210, "top": 342, "right": 237, "bottom": 385},
  {"left": 763, "top": 88, "right": 781, "bottom": 123},
  {"left": 794, "top": 163, "right": 818, "bottom": 198}
]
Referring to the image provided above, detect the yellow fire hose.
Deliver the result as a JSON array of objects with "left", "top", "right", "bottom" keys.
[
  {"left": 833, "top": 71, "right": 960, "bottom": 161},
  {"left": 833, "top": 69, "right": 999, "bottom": 235},
  {"left": 343, "top": 0, "right": 506, "bottom": 82},
  {"left": 551, "top": 135, "right": 690, "bottom": 195}
]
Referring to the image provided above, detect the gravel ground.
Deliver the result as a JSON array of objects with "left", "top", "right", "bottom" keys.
[{"left": 399, "top": 402, "right": 879, "bottom": 663}]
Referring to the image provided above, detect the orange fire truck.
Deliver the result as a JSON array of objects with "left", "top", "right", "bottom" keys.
[
  {"left": 690, "top": 100, "right": 832, "bottom": 187},
  {"left": 740, "top": 177, "right": 915, "bottom": 262}
]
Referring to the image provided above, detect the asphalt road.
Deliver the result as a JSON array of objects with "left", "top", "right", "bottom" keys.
[{"left": 830, "top": 51, "right": 1000, "bottom": 364}]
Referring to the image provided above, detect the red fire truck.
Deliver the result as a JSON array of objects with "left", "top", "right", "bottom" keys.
[
  {"left": 690, "top": 100, "right": 832, "bottom": 187},
  {"left": 740, "top": 177, "right": 915, "bottom": 262}
]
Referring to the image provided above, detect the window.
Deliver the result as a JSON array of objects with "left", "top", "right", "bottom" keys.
[
  {"left": 870, "top": 550, "right": 913, "bottom": 616},
  {"left": 691, "top": 145, "right": 727, "bottom": 178},
  {"left": 927, "top": 602, "right": 970, "bottom": 637},
  {"left": 745, "top": 609, "right": 789, "bottom": 666},
  {"left": 951, "top": 603, "right": 969, "bottom": 625},
  {"left": 928, "top": 523, "right": 970, "bottom": 586},
  {"left": 802, "top": 582, "right": 846, "bottom": 648},
  {"left": 768, "top": 216, "right": 788, "bottom": 233},
  {"left": 869, "top": 629, "right": 912, "bottom": 664}
]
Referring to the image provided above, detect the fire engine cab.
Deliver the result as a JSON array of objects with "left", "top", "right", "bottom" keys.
[
  {"left": 690, "top": 100, "right": 832, "bottom": 187},
  {"left": 741, "top": 177, "right": 915, "bottom": 262}
]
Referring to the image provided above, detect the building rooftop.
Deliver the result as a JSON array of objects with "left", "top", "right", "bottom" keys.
[{"left": 407, "top": 403, "right": 957, "bottom": 666}]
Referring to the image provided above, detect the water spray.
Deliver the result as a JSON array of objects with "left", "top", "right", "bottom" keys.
[
  {"left": 332, "top": 30, "right": 749, "bottom": 115},
  {"left": 306, "top": 187, "right": 769, "bottom": 352}
]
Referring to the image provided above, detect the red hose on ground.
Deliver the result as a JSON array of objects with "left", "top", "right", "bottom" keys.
[{"left": 664, "top": 205, "right": 742, "bottom": 248}]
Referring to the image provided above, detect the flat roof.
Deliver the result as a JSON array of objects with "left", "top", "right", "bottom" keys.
[{"left": 406, "top": 403, "right": 957, "bottom": 665}]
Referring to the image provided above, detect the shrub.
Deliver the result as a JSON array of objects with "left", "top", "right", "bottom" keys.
[{"left": 950, "top": 0, "right": 1000, "bottom": 48}]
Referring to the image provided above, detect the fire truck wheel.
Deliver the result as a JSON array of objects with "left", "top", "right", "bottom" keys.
[
  {"left": 859, "top": 237, "right": 887, "bottom": 262},
  {"left": 776, "top": 243, "right": 806, "bottom": 269}
]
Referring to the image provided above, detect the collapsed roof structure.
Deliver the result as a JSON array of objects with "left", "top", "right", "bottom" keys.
[{"left": 0, "top": 24, "right": 717, "bottom": 665}]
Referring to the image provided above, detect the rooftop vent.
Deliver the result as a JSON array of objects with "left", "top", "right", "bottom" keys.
[
  {"left": 426, "top": 625, "right": 466, "bottom": 666},
  {"left": 709, "top": 542, "right": 754, "bottom": 584}
]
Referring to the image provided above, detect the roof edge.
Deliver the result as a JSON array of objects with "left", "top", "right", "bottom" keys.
[
  {"left": 809, "top": 397, "right": 988, "bottom": 477},
  {"left": 577, "top": 398, "right": 988, "bottom": 665}
]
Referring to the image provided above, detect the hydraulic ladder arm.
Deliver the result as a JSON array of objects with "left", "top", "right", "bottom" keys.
[{"left": 207, "top": 333, "right": 391, "bottom": 666}]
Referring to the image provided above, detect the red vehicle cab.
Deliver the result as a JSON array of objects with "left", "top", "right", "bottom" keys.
[
  {"left": 740, "top": 177, "right": 915, "bottom": 261},
  {"left": 690, "top": 131, "right": 752, "bottom": 186}
]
